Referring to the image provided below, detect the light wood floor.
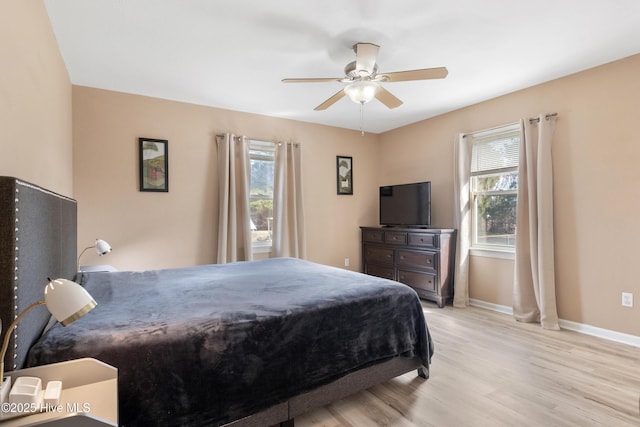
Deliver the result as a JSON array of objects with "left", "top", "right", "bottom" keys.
[{"left": 296, "top": 302, "right": 640, "bottom": 426}]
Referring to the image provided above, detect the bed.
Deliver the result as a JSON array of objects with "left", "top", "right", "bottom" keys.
[{"left": 0, "top": 177, "right": 433, "bottom": 427}]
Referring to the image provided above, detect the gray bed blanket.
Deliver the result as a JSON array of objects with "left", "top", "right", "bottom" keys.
[{"left": 27, "top": 257, "right": 432, "bottom": 426}]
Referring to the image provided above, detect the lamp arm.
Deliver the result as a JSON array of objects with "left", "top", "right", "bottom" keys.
[
  {"left": 0, "top": 300, "right": 45, "bottom": 383},
  {"left": 77, "top": 245, "right": 95, "bottom": 271}
]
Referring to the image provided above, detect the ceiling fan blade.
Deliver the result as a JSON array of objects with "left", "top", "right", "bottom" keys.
[
  {"left": 354, "top": 43, "right": 379, "bottom": 75},
  {"left": 380, "top": 67, "right": 448, "bottom": 82},
  {"left": 282, "top": 77, "right": 342, "bottom": 83},
  {"left": 314, "top": 90, "right": 346, "bottom": 111},
  {"left": 375, "top": 86, "right": 403, "bottom": 109}
]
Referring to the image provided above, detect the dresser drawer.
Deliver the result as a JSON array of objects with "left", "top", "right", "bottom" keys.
[
  {"left": 360, "top": 226, "right": 456, "bottom": 308},
  {"left": 385, "top": 231, "right": 407, "bottom": 245},
  {"left": 398, "top": 269, "right": 437, "bottom": 293},
  {"left": 397, "top": 249, "right": 437, "bottom": 272},
  {"left": 365, "top": 264, "right": 394, "bottom": 280},
  {"left": 363, "top": 229, "right": 384, "bottom": 243},
  {"left": 407, "top": 232, "right": 439, "bottom": 248},
  {"left": 364, "top": 246, "right": 394, "bottom": 264}
]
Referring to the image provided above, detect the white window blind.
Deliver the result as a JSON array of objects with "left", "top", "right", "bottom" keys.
[
  {"left": 469, "top": 123, "right": 521, "bottom": 252},
  {"left": 471, "top": 125, "right": 520, "bottom": 175}
]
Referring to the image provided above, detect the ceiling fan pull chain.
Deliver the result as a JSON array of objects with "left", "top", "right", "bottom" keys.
[{"left": 360, "top": 101, "right": 365, "bottom": 136}]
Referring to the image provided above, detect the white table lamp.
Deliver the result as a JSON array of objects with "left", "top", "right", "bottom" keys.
[
  {"left": 77, "top": 238, "right": 112, "bottom": 271},
  {"left": 0, "top": 278, "right": 97, "bottom": 403}
]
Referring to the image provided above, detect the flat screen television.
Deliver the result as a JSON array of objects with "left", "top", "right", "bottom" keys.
[{"left": 379, "top": 181, "right": 431, "bottom": 227}]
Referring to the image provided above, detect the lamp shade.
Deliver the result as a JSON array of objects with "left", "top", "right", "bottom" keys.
[
  {"left": 95, "top": 239, "right": 112, "bottom": 256},
  {"left": 1, "top": 278, "right": 97, "bottom": 397},
  {"left": 44, "top": 279, "right": 97, "bottom": 326},
  {"left": 344, "top": 81, "right": 379, "bottom": 104}
]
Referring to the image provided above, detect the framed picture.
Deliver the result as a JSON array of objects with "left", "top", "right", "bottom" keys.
[
  {"left": 139, "top": 137, "right": 169, "bottom": 192},
  {"left": 336, "top": 155, "right": 353, "bottom": 195}
]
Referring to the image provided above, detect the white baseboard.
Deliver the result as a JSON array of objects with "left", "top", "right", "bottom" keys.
[
  {"left": 469, "top": 298, "right": 640, "bottom": 348},
  {"left": 468, "top": 298, "right": 514, "bottom": 315}
]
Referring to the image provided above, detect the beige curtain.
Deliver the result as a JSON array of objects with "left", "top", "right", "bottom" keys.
[
  {"left": 513, "top": 114, "right": 559, "bottom": 330},
  {"left": 216, "top": 134, "right": 253, "bottom": 263},
  {"left": 272, "top": 141, "right": 306, "bottom": 258},
  {"left": 453, "top": 133, "right": 472, "bottom": 307}
]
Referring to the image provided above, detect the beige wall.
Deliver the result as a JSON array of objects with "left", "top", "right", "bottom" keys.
[
  {"left": 380, "top": 54, "right": 640, "bottom": 336},
  {"left": 0, "top": 0, "right": 72, "bottom": 196},
  {"left": 72, "top": 86, "right": 379, "bottom": 271},
  {"left": 5, "top": 0, "right": 639, "bottom": 338}
]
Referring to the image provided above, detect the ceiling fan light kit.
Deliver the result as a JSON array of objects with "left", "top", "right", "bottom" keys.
[
  {"left": 282, "top": 42, "right": 447, "bottom": 132},
  {"left": 344, "top": 80, "right": 379, "bottom": 104}
]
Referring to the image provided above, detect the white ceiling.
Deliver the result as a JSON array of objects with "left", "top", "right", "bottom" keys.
[{"left": 44, "top": 0, "right": 640, "bottom": 134}]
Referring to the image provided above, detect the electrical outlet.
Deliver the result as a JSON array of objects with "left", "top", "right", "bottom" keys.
[
  {"left": 344, "top": 258, "right": 350, "bottom": 267},
  {"left": 622, "top": 292, "right": 633, "bottom": 308}
]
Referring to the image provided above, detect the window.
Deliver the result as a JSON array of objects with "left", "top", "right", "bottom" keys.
[
  {"left": 249, "top": 140, "right": 275, "bottom": 252},
  {"left": 470, "top": 124, "right": 521, "bottom": 251}
]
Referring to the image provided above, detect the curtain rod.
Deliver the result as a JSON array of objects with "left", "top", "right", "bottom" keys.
[
  {"left": 215, "top": 134, "right": 259, "bottom": 142},
  {"left": 215, "top": 134, "right": 300, "bottom": 146},
  {"left": 529, "top": 112, "right": 558, "bottom": 123},
  {"left": 462, "top": 113, "right": 557, "bottom": 138},
  {"left": 215, "top": 134, "right": 271, "bottom": 143}
]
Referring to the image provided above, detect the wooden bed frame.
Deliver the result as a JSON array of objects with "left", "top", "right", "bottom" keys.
[{"left": 0, "top": 177, "right": 427, "bottom": 426}]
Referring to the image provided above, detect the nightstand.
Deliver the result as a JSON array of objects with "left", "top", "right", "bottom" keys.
[
  {"left": 78, "top": 265, "right": 118, "bottom": 273},
  {"left": 0, "top": 358, "right": 117, "bottom": 426}
]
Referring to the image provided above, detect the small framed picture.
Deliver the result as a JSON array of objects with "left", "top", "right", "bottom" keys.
[
  {"left": 139, "top": 138, "right": 169, "bottom": 192},
  {"left": 336, "top": 155, "right": 353, "bottom": 195}
]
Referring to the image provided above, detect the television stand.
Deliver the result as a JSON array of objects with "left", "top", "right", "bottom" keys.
[
  {"left": 360, "top": 226, "right": 456, "bottom": 307},
  {"left": 382, "top": 225, "right": 429, "bottom": 229}
]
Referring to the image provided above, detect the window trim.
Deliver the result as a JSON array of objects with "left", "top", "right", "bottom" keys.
[
  {"left": 249, "top": 139, "right": 276, "bottom": 254},
  {"left": 470, "top": 247, "right": 515, "bottom": 260},
  {"left": 252, "top": 240, "right": 273, "bottom": 254},
  {"left": 469, "top": 123, "right": 521, "bottom": 255}
]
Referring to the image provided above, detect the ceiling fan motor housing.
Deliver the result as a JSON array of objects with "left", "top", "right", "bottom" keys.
[{"left": 344, "top": 61, "right": 378, "bottom": 80}]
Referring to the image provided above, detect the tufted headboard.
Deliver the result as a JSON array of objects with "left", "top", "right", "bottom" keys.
[{"left": 0, "top": 177, "right": 77, "bottom": 372}]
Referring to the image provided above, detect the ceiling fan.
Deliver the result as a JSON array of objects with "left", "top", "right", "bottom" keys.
[{"left": 282, "top": 42, "right": 448, "bottom": 111}]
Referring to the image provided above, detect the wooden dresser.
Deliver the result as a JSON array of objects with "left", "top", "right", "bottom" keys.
[{"left": 361, "top": 226, "right": 456, "bottom": 307}]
